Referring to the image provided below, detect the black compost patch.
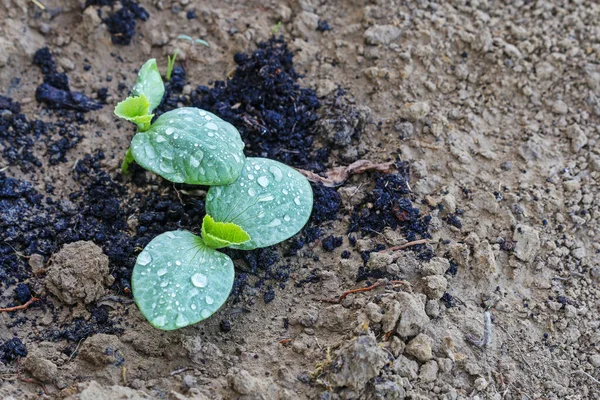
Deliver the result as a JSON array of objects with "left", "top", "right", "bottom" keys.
[
  {"left": 86, "top": 0, "right": 149, "bottom": 45},
  {"left": 33, "top": 48, "right": 102, "bottom": 112}
]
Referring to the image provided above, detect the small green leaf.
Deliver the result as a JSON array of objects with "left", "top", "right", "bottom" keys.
[
  {"left": 132, "top": 230, "right": 235, "bottom": 330},
  {"left": 130, "top": 107, "right": 246, "bottom": 185},
  {"left": 132, "top": 59, "right": 165, "bottom": 113},
  {"left": 205, "top": 158, "right": 313, "bottom": 250},
  {"left": 114, "top": 95, "right": 154, "bottom": 131},
  {"left": 201, "top": 214, "right": 250, "bottom": 249},
  {"left": 115, "top": 95, "right": 150, "bottom": 118},
  {"left": 177, "top": 34, "right": 193, "bottom": 42}
]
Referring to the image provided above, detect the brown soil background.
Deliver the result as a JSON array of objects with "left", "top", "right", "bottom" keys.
[{"left": 1, "top": 0, "right": 600, "bottom": 399}]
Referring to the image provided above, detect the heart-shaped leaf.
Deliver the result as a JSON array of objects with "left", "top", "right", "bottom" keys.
[
  {"left": 130, "top": 107, "right": 246, "bottom": 184},
  {"left": 132, "top": 59, "right": 164, "bottom": 113},
  {"left": 201, "top": 215, "right": 250, "bottom": 249},
  {"left": 132, "top": 230, "right": 234, "bottom": 330},
  {"left": 205, "top": 157, "right": 313, "bottom": 250}
]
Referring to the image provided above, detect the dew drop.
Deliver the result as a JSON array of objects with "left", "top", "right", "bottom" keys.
[
  {"left": 258, "top": 194, "right": 274, "bottom": 202},
  {"left": 137, "top": 252, "right": 152, "bottom": 266},
  {"left": 269, "top": 166, "right": 283, "bottom": 182},
  {"left": 201, "top": 309, "right": 211, "bottom": 318},
  {"left": 248, "top": 174, "right": 254, "bottom": 180},
  {"left": 282, "top": 189, "right": 289, "bottom": 195},
  {"left": 166, "top": 232, "right": 176, "bottom": 239},
  {"left": 257, "top": 176, "right": 269, "bottom": 187},
  {"left": 157, "top": 268, "right": 168, "bottom": 276},
  {"left": 191, "top": 304, "right": 197, "bottom": 310},
  {"left": 233, "top": 154, "right": 240, "bottom": 163},
  {"left": 248, "top": 187, "right": 257, "bottom": 197},
  {"left": 175, "top": 260, "right": 182, "bottom": 266},
  {"left": 165, "top": 127, "right": 174, "bottom": 135},
  {"left": 191, "top": 273, "right": 208, "bottom": 288},
  {"left": 162, "top": 149, "right": 174, "bottom": 160},
  {"left": 205, "top": 295, "right": 214, "bottom": 305},
  {"left": 153, "top": 315, "right": 167, "bottom": 326},
  {"left": 189, "top": 288, "right": 199, "bottom": 297},
  {"left": 284, "top": 215, "right": 291, "bottom": 222},
  {"left": 156, "top": 135, "right": 167, "bottom": 143},
  {"left": 294, "top": 197, "right": 301, "bottom": 205},
  {"left": 175, "top": 313, "right": 189, "bottom": 327},
  {"left": 257, "top": 211, "right": 266, "bottom": 218},
  {"left": 160, "top": 161, "right": 175, "bottom": 174},
  {"left": 199, "top": 110, "right": 206, "bottom": 116},
  {"left": 190, "top": 156, "right": 200, "bottom": 168},
  {"left": 160, "top": 280, "right": 169, "bottom": 288},
  {"left": 205, "top": 115, "right": 212, "bottom": 120},
  {"left": 144, "top": 145, "right": 157, "bottom": 159},
  {"left": 205, "top": 122, "right": 218, "bottom": 130},
  {"left": 207, "top": 131, "right": 214, "bottom": 137},
  {"left": 266, "top": 218, "right": 281, "bottom": 227},
  {"left": 254, "top": 165, "right": 261, "bottom": 170}
]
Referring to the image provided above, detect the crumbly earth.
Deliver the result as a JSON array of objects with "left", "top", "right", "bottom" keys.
[{"left": 1, "top": 0, "right": 600, "bottom": 399}]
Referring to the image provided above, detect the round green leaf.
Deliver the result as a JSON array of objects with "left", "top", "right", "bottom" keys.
[
  {"left": 132, "top": 59, "right": 165, "bottom": 113},
  {"left": 132, "top": 230, "right": 234, "bottom": 330},
  {"left": 205, "top": 157, "right": 313, "bottom": 250},
  {"left": 130, "top": 108, "right": 246, "bottom": 184}
]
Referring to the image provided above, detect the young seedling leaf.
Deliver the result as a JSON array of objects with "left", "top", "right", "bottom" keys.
[
  {"left": 205, "top": 157, "right": 313, "bottom": 250},
  {"left": 114, "top": 95, "right": 154, "bottom": 131},
  {"left": 132, "top": 230, "right": 235, "bottom": 330},
  {"left": 132, "top": 59, "right": 165, "bottom": 113},
  {"left": 130, "top": 107, "right": 246, "bottom": 184},
  {"left": 201, "top": 214, "right": 250, "bottom": 249}
]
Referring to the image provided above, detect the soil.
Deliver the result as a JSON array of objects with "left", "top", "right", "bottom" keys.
[{"left": 1, "top": 0, "right": 600, "bottom": 399}]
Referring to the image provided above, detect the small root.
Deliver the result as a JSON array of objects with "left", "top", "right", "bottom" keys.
[{"left": 0, "top": 297, "right": 40, "bottom": 313}]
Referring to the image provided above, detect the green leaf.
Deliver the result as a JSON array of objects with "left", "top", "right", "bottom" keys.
[
  {"left": 201, "top": 214, "right": 250, "bottom": 249},
  {"left": 129, "top": 107, "right": 246, "bottom": 185},
  {"left": 114, "top": 95, "right": 154, "bottom": 131},
  {"left": 132, "top": 59, "right": 165, "bottom": 113},
  {"left": 205, "top": 157, "right": 313, "bottom": 250},
  {"left": 132, "top": 230, "right": 235, "bottom": 330}
]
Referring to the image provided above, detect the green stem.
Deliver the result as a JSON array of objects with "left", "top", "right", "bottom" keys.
[{"left": 121, "top": 148, "right": 134, "bottom": 175}]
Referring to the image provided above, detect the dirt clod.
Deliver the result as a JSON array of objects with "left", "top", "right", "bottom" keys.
[
  {"left": 325, "top": 333, "right": 386, "bottom": 389},
  {"left": 46, "top": 241, "right": 113, "bottom": 305}
]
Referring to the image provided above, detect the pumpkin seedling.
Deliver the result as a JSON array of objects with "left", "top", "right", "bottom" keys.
[
  {"left": 132, "top": 158, "right": 313, "bottom": 330},
  {"left": 116, "top": 59, "right": 246, "bottom": 185},
  {"left": 115, "top": 60, "right": 314, "bottom": 330}
]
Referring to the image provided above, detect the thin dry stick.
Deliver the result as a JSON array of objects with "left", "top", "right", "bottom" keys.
[
  {"left": 317, "top": 280, "right": 407, "bottom": 304},
  {"left": 0, "top": 297, "right": 40, "bottom": 313},
  {"left": 381, "top": 239, "right": 430, "bottom": 252},
  {"left": 466, "top": 311, "right": 492, "bottom": 348},
  {"left": 30, "top": 0, "right": 46, "bottom": 10},
  {"left": 573, "top": 370, "right": 600, "bottom": 386}
]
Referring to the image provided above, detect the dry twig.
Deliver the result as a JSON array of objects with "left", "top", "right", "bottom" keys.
[
  {"left": 296, "top": 160, "right": 396, "bottom": 187},
  {"left": 316, "top": 280, "right": 407, "bottom": 304}
]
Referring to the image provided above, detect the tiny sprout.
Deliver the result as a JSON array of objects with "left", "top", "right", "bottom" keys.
[
  {"left": 271, "top": 21, "right": 282, "bottom": 36},
  {"left": 116, "top": 60, "right": 314, "bottom": 330},
  {"left": 176, "top": 34, "right": 210, "bottom": 47},
  {"left": 166, "top": 50, "right": 178, "bottom": 81}
]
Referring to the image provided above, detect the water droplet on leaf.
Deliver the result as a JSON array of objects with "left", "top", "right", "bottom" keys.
[{"left": 191, "top": 273, "right": 208, "bottom": 288}]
